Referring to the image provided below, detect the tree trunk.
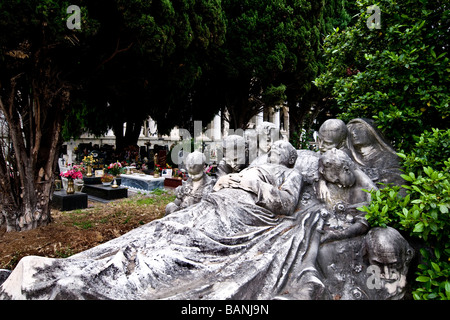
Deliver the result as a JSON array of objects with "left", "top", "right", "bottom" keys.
[
  {"left": 124, "top": 120, "right": 143, "bottom": 147},
  {"left": 112, "top": 121, "right": 126, "bottom": 152},
  {"left": 113, "top": 119, "right": 143, "bottom": 152},
  {"left": 0, "top": 69, "right": 68, "bottom": 231}
]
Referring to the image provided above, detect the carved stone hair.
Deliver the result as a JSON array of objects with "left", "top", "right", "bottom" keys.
[
  {"left": 272, "top": 140, "right": 298, "bottom": 167},
  {"left": 186, "top": 151, "right": 206, "bottom": 165},
  {"left": 346, "top": 118, "right": 397, "bottom": 166},
  {"left": 318, "top": 119, "right": 348, "bottom": 149},
  {"left": 319, "top": 148, "right": 356, "bottom": 170}
]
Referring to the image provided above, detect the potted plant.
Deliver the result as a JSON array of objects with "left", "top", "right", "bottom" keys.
[
  {"left": 106, "top": 162, "right": 123, "bottom": 188},
  {"left": 101, "top": 173, "right": 114, "bottom": 186},
  {"left": 154, "top": 164, "right": 161, "bottom": 178},
  {"left": 60, "top": 169, "right": 83, "bottom": 194},
  {"left": 81, "top": 155, "right": 96, "bottom": 177}
]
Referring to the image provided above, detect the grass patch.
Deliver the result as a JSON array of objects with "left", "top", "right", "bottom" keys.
[
  {"left": 62, "top": 209, "right": 95, "bottom": 229},
  {"left": 63, "top": 189, "right": 175, "bottom": 228},
  {"left": 55, "top": 247, "right": 74, "bottom": 258}
]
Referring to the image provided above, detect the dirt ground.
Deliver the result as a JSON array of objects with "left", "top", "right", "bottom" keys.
[{"left": 0, "top": 189, "right": 174, "bottom": 271}]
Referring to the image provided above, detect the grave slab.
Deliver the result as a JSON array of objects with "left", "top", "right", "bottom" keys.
[
  {"left": 82, "top": 184, "right": 128, "bottom": 200},
  {"left": 120, "top": 173, "right": 165, "bottom": 191},
  {"left": 52, "top": 191, "right": 88, "bottom": 211},
  {"left": 83, "top": 176, "right": 102, "bottom": 185}
]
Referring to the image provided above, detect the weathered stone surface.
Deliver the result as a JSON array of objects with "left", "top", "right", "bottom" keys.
[
  {"left": 216, "top": 135, "right": 248, "bottom": 178},
  {"left": 0, "top": 141, "right": 321, "bottom": 300},
  {"left": 318, "top": 227, "right": 414, "bottom": 300},
  {"left": 0, "top": 270, "right": 11, "bottom": 286},
  {"left": 165, "top": 151, "right": 214, "bottom": 216},
  {"left": 346, "top": 118, "right": 405, "bottom": 189}
]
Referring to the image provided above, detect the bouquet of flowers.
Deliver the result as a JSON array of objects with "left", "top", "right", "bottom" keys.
[
  {"left": 81, "top": 155, "right": 96, "bottom": 167},
  {"left": 71, "top": 164, "right": 86, "bottom": 174},
  {"left": 60, "top": 169, "right": 83, "bottom": 180},
  {"left": 106, "top": 162, "right": 123, "bottom": 176},
  {"left": 101, "top": 173, "right": 114, "bottom": 183},
  {"left": 154, "top": 164, "right": 161, "bottom": 174},
  {"left": 173, "top": 168, "right": 186, "bottom": 180}
]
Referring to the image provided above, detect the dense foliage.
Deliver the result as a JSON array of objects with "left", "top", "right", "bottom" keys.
[
  {"left": 315, "top": 0, "right": 449, "bottom": 300},
  {"left": 62, "top": 0, "right": 226, "bottom": 145},
  {"left": 185, "top": 0, "right": 327, "bottom": 130},
  {"left": 361, "top": 129, "right": 450, "bottom": 300},
  {"left": 314, "top": 0, "right": 449, "bottom": 151},
  {"left": 65, "top": 0, "right": 355, "bottom": 144}
]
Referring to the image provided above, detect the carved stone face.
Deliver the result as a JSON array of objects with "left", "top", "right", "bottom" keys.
[
  {"left": 319, "top": 149, "right": 356, "bottom": 188},
  {"left": 267, "top": 141, "right": 297, "bottom": 167},
  {"left": 365, "top": 227, "right": 414, "bottom": 299},
  {"left": 185, "top": 151, "right": 205, "bottom": 180},
  {"left": 317, "top": 135, "right": 340, "bottom": 154},
  {"left": 348, "top": 123, "right": 374, "bottom": 148}
]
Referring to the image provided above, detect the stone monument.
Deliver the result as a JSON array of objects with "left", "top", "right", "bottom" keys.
[
  {"left": 248, "top": 121, "right": 279, "bottom": 167},
  {"left": 316, "top": 119, "right": 349, "bottom": 154},
  {"left": 0, "top": 120, "right": 415, "bottom": 300}
]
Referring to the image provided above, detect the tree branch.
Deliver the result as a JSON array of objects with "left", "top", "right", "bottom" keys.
[{"left": 96, "top": 39, "right": 134, "bottom": 71}]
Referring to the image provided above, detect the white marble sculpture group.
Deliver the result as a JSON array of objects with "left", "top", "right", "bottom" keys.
[{"left": 0, "top": 119, "right": 414, "bottom": 300}]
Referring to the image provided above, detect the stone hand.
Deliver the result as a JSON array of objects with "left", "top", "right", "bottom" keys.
[
  {"left": 316, "top": 179, "right": 331, "bottom": 203},
  {"left": 213, "top": 174, "right": 237, "bottom": 191}
]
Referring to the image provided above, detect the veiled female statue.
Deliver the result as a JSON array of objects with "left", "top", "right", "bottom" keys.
[{"left": 346, "top": 118, "right": 404, "bottom": 188}]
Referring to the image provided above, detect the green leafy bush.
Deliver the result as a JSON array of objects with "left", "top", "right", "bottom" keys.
[
  {"left": 360, "top": 129, "right": 450, "bottom": 300},
  {"left": 314, "top": 0, "right": 450, "bottom": 151}
]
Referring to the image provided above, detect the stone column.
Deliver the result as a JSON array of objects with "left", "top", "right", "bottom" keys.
[
  {"left": 213, "top": 112, "right": 222, "bottom": 141},
  {"left": 256, "top": 111, "right": 264, "bottom": 127},
  {"left": 273, "top": 108, "right": 280, "bottom": 129}
]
